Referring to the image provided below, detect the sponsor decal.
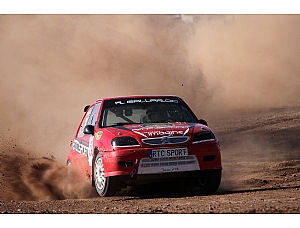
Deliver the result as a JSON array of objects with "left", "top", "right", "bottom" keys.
[
  {"left": 72, "top": 139, "right": 88, "bottom": 156},
  {"left": 131, "top": 130, "right": 147, "bottom": 138},
  {"left": 95, "top": 131, "right": 103, "bottom": 140},
  {"left": 147, "top": 130, "right": 184, "bottom": 137},
  {"left": 88, "top": 136, "right": 94, "bottom": 166},
  {"left": 141, "top": 123, "right": 173, "bottom": 129},
  {"left": 183, "top": 128, "right": 189, "bottom": 135},
  {"left": 161, "top": 167, "right": 180, "bottom": 172},
  {"left": 132, "top": 123, "right": 188, "bottom": 131},
  {"left": 131, "top": 123, "right": 190, "bottom": 138},
  {"left": 148, "top": 148, "right": 188, "bottom": 158},
  {"left": 72, "top": 137, "right": 94, "bottom": 166},
  {"left": 115, "top": 99, "right": 178, "bottom": 105}
]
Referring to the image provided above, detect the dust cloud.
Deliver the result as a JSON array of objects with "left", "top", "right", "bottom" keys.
[
  {"left": 0, "top": 146, "right": 94, "bottom": 201},
  {"left": 22, "top": 157, "right": 95, "bottom": 200},
  {"left": 0, "top": 15, "right": 208, "bottom": 163},
  {"left": 1, "top": 15, "right": 300, "bottom": 199},
  {"left": 186, "top": 15, "right": 300, "bottom": 115}
]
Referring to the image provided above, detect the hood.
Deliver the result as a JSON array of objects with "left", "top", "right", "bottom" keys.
[{"left": 106, "top": 122, "right": 210, "bottom": 139}]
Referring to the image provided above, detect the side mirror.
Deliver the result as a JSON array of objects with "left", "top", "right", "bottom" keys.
[
  {"left": 83, "top": 125, "right": 95, "bottom": 135},
  {"left": 84, "top": 105, "right": 90, "bottom": 112},
  {"left": 198, "top": 119, "right": 208, "bottom": 126}
]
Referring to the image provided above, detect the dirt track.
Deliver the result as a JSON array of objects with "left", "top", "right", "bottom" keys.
[{"left": 1, "top": 104, "right": 300, "bottom": 214}]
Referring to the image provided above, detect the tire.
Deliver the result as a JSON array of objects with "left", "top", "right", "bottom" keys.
[
  {"left": 93, "top": 153, "right": 118, "bottom": 197},
  {"left": 197, "top": 170, "right": 222, "bottom": 194}
]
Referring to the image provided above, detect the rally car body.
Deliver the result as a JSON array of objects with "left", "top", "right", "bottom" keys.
[{"left": 67, "top": 95, "right": 222, "bottom": 196}]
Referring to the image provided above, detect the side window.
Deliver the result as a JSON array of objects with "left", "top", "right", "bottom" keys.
[
  {"left": 88, "top": 102, "right": 101, "bottom": 126},
  {"left": 77, "top": 106, "right": 94, "bottom": 137}
]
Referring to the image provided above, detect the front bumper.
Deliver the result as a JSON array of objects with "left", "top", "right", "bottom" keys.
[{"left": 101, "top": 141, "right": 222, "bottom": 177}]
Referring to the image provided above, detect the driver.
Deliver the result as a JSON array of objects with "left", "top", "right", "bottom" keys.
[{"left": 146, "top": 106, "right": 167, "bottom": 123}]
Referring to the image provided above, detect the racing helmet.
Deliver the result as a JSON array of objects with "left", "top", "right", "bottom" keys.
[{"left": 146, "top": 106, "right": 167, "bottom": 122}]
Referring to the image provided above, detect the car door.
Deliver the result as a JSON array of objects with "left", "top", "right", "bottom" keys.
[
  {"left": 79, "top": 102, "right": 101, "bottom": 167},
  {"left": 70, "top": 105, "right": 94, "bottom": 171},
  {"left": 71, "top": 103, "right": 101, "bottom": 177}
]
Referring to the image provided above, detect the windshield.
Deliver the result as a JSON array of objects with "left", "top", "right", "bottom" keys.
[{"left": 99, "top": 98, "right": 198, "bottom": 127}]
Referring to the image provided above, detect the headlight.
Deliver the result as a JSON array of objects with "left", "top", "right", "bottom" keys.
[
  {"left": 193, "top": 131, "right": 215, "bottom": 143},
  {"left": 111, "top": 137, "right": 140, "bottom": 147}
]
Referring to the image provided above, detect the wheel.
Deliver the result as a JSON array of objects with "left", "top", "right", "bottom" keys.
[
  {"left": 197, "top": 170, "right": 222, "bottom": 193},
  {"left": 93, "top": 153, "right": 118, "bottom": 197}
]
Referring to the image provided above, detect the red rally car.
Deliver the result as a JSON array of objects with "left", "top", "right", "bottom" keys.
[{"left": 67, "top": 95, "right": 222, "bottom": 197}]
